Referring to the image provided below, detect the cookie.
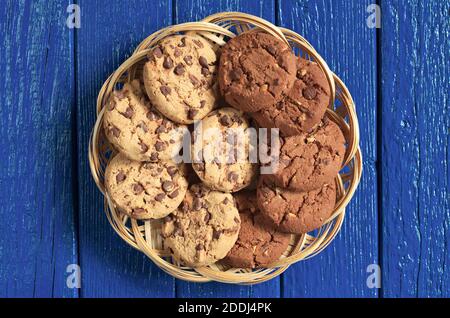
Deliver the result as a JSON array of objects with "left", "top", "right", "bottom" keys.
[
  {"left": 252, "top": 57, "right": 331, "bottom": 136},
  {"left": 191, "top": 107, "right": 257, "bottom": 192},
  {"left": 162, "top": 184, "right": 241, "bottom": 267},
  {"left": 103, "top": 80, "right": 186, "bottom": 162},
  {"left": 264, "top": 118, "right": 345, "bottom": 191},
  {"left": 218, "top": 31, "right": 297, "bottom": 112},
  {"left": 257, "top": 177, "right": 336, "bottom": 234},
  {"left": 104, "top": 153, "right": 188, "bottom": 220},
  {"left": 143, "top": 35, "right": 218, "bottom": 124},
  {"left": 223, "top": 192, "right": 290, "bottom": 268}
]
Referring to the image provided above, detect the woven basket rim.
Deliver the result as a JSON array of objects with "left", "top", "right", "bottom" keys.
[{"left": 88, "top": 12, "right": 362, "bottom": 284}]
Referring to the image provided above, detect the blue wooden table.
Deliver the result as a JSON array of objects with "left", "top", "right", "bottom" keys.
[{"left": 0, "top": 0, "right": 448, "bottom": 298}]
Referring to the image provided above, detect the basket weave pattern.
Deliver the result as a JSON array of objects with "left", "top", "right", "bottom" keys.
[{"left": 89, "top": 12, "right": 362, "bottom": 284}]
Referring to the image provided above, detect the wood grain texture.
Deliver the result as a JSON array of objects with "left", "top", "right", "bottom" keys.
[
  {"left": 75, "top": 0, "right": 176, "bottom": 297},
  {"left": 0, "top": 0, "right": 78, "bottom": 297},
  {"left": 278, "top": 0, "right": 379, "bottom": 297},
  {"left": 380, "top": 0, "right": 450, "bottom": 297},
  {"left": 174, "top": 0, "right": 280, "bottom": 298}
]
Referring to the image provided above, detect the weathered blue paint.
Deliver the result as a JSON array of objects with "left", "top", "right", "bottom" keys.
[
  {"left": 380, "top": 0, "right": 450, "bottom": 297},
  {"left": 0, "top": 0, "right": 78, "bottom": 297},
  {"left": 0, "top": 0, "right": 448, "bottom": 298}
]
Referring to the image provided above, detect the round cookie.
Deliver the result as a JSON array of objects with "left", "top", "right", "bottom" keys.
[
  {"left": 223, "top": 192, "right": 291, "bottom": 268},
  {"left": 143, "top": 35, "right": 218, "bottom": 124},
  {"left": 264, "top": 118, "right": 345, "bottom": 191},
  {"left": 103, "top": 80, "right": 186, "bottom": 162},
  {"left": 104, "top": 153, "right": 188, "bottom": 220},
  {"left": 218, "top": 31, "right": 297, "bottom": 112},
  {"left": 252, "top": 57, "right": 331, "bottom": 136},
  {"left": 257, "top": 177, "right": 336, "bottom": 234},
  {"left": 162, "top": 184, "right": 241, "bottom": 267},
  {"left": 191, "top": 107, "right": 257, "bottom": 192}
]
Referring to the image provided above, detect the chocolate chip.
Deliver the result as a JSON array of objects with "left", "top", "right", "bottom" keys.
[
  {"left": 107, "top": 99, "right": 116, "bottom": 110},
  {"left": 139, "top": 142, "right": 148, "bottom": 153},
  {"left": 227, "top": 172, "right": 238, "bottom": 183},
  {"left": 167, "top": 166, "right": 177, "bottom": 177},
  {"left": 193, "top": 163, "right": 205, "bottom": 171},
  {"left": 193, "top": 198, "right": 202, "bottom": 211},
  {"left": 155, "top": 141, "right": 166, "bottom": 151},
  {"left": 219, "top": 115, "right": 231, "bottom": 127},
  {"left": 184, "top": 55, "right": 193, "bottom": 65},
  {"left": 181, "top": 201, "right": 189, "bottom": 212},
  {"left": 133, "top": 208, "right": 147, "bottom": 215},
  {"left": 153, "top": 47, "right": 163, "bottom": 58},
  {"left": 160, "top": 85, "right": 171, "bottom": 96},
  {"left": 187, "top": 109, "right": 198, "bottom": 120},
  {"left": 150, "top": 152, "right": 159, "bottom": 161},
  {"left": 199, "top": 56, "right": 208, "bottom": 68},
  {"left": 138, "top": 122, "right": 148, "bottom": 133},
  {"left": 213, "top": 229, "right": 222, "bottom": 240},
  {"left": 173, "top": 228, "right": 183, "bottom": 237},
  {"left": 162, "top": 181, "right": 174, "bottom": 192},
  {"left": 200, "top": 100, "right": 206, "bottom": 108},
  {"left": 303, "top": 86, "right": 317, "bottom": 100},
  {"left": 189, "top": 74, "right": 199, "bottom": 86},
  {"left": 133, "top": 183, "right": 144, "bottom": 194},
  {"left": 204, "top": 212, "right": 211, "bottom": 223},
  {"left": 123, "top": 107, "right": 134, "bottom": 119},
  {"left": 113, "top": 90, "right": 126, "bottom": 99},
  {"left": 174, "top": 63, "right": 185, "bottom": 75},
  {"left": 168, "top": 189, "right": 179, "bottom": 199},
  {"left": 163, "top": 56, "right": 173, "bottom": 69},
  {"left": 223, "top": 197, "right": 230, "bottom": 205},
  {"left": 147, "top": 111, "right": 159, "bottom": 121},
  {"left": 174, "top": 47, "right": 182, "bottom": 57},
  {"left": 193, "top": 39, "right": 204, "bottom": 48},
  {"left": 155, "top": 124, "right": 167, "bottom": 134},
  {"left": 178, "top": 37, "right": 186, "bottom": 47},
  {"left": 201, "top": 67, "right": 210, "bottom": 77},
  {"left": 196, "top": 244, "right": 204, "bottom": 251},
  {"left": 155, "top": 193, "right": 166, "bottom": 202},
  {"left": 116, "top": 171, "right": 126, "bottom": 183},
  {"left": 111, "top": 126, "right": 120, "bottom": 137}
]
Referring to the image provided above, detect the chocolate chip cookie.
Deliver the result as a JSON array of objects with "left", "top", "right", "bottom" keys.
[
  {"left": 264, "top": 118, "right": 345, "bottom": 191},
  {"left": 191, "top": 107, "right": 258, "bottom": 192},
  {"left": 252, "top": 57, "right": 331, "bottom": 136},
  {"left": 257, "top": 177, "right": 336, "bottom": 234},
  {"left": 143, "top": 35, "right": 218, "bottom": 124},
  {"left": 103, "top": 80, "right": 186, "bottom": 162},
  {"left": 104, "top": 153, "right": 188, "bottom": 220},
  {"left": 218, "top": 31, "right": 297, "bottom": 112},
  {"left": 223, "top": 192, "right": 290, "bottom": 268},
  {"left": 162, "top": 184, "right": 241, "bottom": 267}
]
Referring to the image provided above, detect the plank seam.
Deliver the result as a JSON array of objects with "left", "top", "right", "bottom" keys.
[
  {"left": 376, "top": 0, "right": 383, "bottom": 299},
  {"left": 71, "top": 0, "right": 81, "bottom": 299}
]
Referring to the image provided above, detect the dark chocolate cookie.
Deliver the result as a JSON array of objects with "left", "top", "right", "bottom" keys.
[
  {"left": 223, "top": 192, "right": 290, "bottom": 268},
  {"left": 264, "top": 118, "right": 345, "bottom": 191},
  {"left": 257, "top": 177, "right": 336, "bottom": 234},
  {"left": 252, "top": 57, "right": 331, "bottom": 136},
  {"left": 218, "top": 31, "right": 297, "bottom": 112}
]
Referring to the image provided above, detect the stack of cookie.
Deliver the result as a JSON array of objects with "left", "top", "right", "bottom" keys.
[{"left": 103, "top": 31, "right": 345, "bottom": 269}]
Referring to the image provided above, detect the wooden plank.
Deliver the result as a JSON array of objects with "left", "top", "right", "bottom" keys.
[
  {"left": 174, "top": 0, "right": 281, "bottom": 298},
  {"left": 277, "top": 0, "right": 379, "bottom": 297},
  {"left": 380, "top": 0, "right": 449, "bottom": 297},
  {"left": 0, "top": 0, "right": 78, "bottom": 297},
  {"left": 75, "top": 0, "right": 176, "bottom": 297}
]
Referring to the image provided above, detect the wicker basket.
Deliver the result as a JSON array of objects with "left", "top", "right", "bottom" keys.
[{"left": 89, "top": 12, "right": 362, "bottom": 284}]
